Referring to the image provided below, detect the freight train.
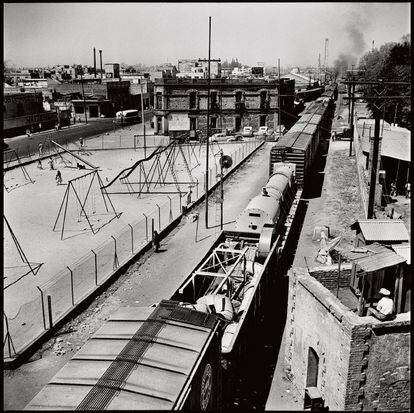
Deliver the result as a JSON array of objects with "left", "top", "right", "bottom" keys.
[
  {"left": 25, "top": 163, "right": 303, "bottom": 411},
  {"left": 269, "top": 83, "right": 337, "bottom": 186}
]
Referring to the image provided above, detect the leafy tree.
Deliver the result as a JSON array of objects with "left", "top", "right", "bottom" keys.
[{"left": 359, "top": 36, "right": 411, "bottom": 129}]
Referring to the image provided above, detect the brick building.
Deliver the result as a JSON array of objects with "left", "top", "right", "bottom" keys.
[
  {"left": 284, "top": 266, "right": 410, "bottom": 411},
  {"left": 3, "top": 91, "right": 58, "bottom": 137},
  {"left": 152, "top": 77, "right": 295, "bottom": 137}
]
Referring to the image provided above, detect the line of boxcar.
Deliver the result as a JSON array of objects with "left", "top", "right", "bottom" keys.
[
  {"left": 25, "top": 163, "right": 303, "bottom": 411},
  {"left": 269, "top": 83, "right": 337, "bottom": 186}
]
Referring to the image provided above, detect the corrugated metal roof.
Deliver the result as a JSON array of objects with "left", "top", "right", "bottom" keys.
[
  {"left": 25, "top": 303, "right": 218, "bottom": 410},
  {"left": 351, "top": 242, "right": 407, "bottom": 272},
  {"left": 392, "top": 243, "right": 411, "bottom": 265},
  {"left": 350, "top": 220, "right": 410, "bottom": 242},
  {"left": 357, "top": 120, "right": 410, "bottom": 162}
]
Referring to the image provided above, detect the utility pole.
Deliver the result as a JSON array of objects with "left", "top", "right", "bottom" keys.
[
  {"left": 205, "top": 16, "right": 212, "bottom": 228},
  {"left": 344, "top": 78, "right": 410, "bottom": 218},
  {"left": 349, "top": 66, "right": 355, "bottom": 156},
  {"left": 140, "top": 81, "right": 147, "bottom": 158},
  {"left": 278, "top": 58, "right": 281, "bottom": 136},
  {"left": 367, "top": 108, "right": 381, "bottom": 219},
  {"left": 79, "top": 66, "right": 88, "bottom": 124}
]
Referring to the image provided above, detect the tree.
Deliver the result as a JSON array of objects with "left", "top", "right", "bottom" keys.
[{"left": 359, "top": 36, "right": 411, "bottom": 130}]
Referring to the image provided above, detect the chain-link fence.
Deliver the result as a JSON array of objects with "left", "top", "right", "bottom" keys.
[{"left": 4, "top": 138, "right": 263, "bottom": 359}]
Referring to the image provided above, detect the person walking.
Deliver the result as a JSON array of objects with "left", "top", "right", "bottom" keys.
[
  {"left": 37, "top": 159, "right": 43, "bottom": 169},
  {"left": 26, "top": 129, "right": 32, "bottom": 139},
  {"left": 49, "top": 158, "right": 54, "bottom": 170},
  {"left": 38, "top": 142, "right": 43, "bottom": 157},
  {"left": 55, "top": 170, "right": 62, "bottom": 185},
  {"left": 390, "top": 182, "right": 397, "bottom": 197},
  {"left": 79, "top": 137, "right": 84, "bottom": 147}
]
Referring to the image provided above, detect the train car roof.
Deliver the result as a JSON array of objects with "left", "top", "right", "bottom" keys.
[{"left": 25, "top": 301, "right": 219, "bottom": 411}]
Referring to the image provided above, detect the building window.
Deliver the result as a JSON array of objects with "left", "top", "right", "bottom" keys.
[
  {"left": 260, "top": 115, "right": 266, "bottom": 127},
  {"left": 210, "top": 117, "right": 217, "bottom": 129},
  {"left": 156, "top": 92, "right": 162, "bottom": 109},
  {"left": 235, "top": 91, "right": 243, "bottom": 103},
  {"left": 74, "top": 105, "right": 84, "bottom": 114},
  {"left": 190, "top": 117, "right": 196, "bottom": 130},
  {"left": 211, "top": 91, "right": 218, "bottom": 109},
  {"left": 189, "top": 91, "right": 197, "bottom": 109}
]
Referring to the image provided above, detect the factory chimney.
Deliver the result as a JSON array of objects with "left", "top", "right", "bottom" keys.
[
  {"left": 99, "top": 50, "right": 103, "bottom": 79},
  {"left": 372, "top": 40, "right": 375, "bottom": 51},
  {"left": 93, "top": 47, "right": 96, "bottom": 78}
]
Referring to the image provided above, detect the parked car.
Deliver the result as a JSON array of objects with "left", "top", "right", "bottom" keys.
[
  {"left": 242, "top": 126, "right": 253, "bottom": 137},
  {"left": 209, "top": 132, "right": 227, "bottom": 142},
  {"left": 227, "top": 134, "right": 243, "bottom": 142},
  {"left": 258, "top": 126, "right": 269, "bottom": 136}
]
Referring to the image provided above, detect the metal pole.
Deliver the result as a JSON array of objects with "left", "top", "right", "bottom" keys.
[
  {"left": 37, "top": 286, "right": 47, "bottom": 330},
  {"left": 92, "top": 249, "right": 98, "bottom": 285},
  {"left": 278, "top": 58, "right": 281, "bottom": 136},
  {"left": 68, "top": 266, "right": 74, "bottom": 306},
  {"left": 143, "top": 213, "right": 148, "bottom": 240},
  {"left": 220, "top": 151, "right": 224, "bottom": 230},
  {"left": 79, "top": 67, "right": 88, "bottom": 124},
  {"left": 205, "top": 16, "right": 212, "bottom": 228},
  {"left": 128, "top": 224, "right": 134, "bottom": 254},
  {"left": 367, "top": 108, "right": 381, "bottom": 218},
  {"left": 168, "top": 196, "right": 173, "bottom": 222},
  {"left": 156, "top": 203, "right": 161, "bottom": 230},
  {"left": 140, "top": 82, "right": 147, "bottom": 158},
  {"left": 349, "top": 80, "right": 355, "bottom": 156},
  {"left": 47, "top": 295, "right": 53, "bottom": 329}
]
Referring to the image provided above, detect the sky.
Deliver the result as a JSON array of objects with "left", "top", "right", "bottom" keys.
[{"left": 3, "top": 2, "right": 411, "bottom": 69}]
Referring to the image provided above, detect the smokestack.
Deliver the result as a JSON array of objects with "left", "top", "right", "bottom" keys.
[
  {"left": 372, "top": 40, "right": 375, "bottom": 51},
  {"left": 99, "top": 50, "right": 103, "bottom": 79},
  {"left": 93, "top": 47, "right": 96, "bottom": 78}
]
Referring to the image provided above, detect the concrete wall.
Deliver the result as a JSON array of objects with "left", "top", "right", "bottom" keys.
[{"left": 286, "top": 267, "right": 411, "bottom": 411}]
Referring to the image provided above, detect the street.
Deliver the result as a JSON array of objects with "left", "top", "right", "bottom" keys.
[{"left": 4, "top": 110, "right": 154, "bottom": 159}]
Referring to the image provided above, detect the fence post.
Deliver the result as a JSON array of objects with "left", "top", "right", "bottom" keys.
[
  {"left": 91, "top": 249, "right": 98, "bottom": 285},
  {"left": 47, "top": 295, "right": 53, "bottom": 329},
  {"left": 67, "top": 266, "right": 74, "bottom": 306},
  {"left": 167, "top": 196, "right": 173, "bottom": 222},
  {"left": 128, "top": 224, "right": 134, "bottom": 254},
  {"left": 143, "top": 213, "right": 148, "bottom": 240},
  {"left": 3, "top": 312, "right": 16, "bottom": 358},
  {"left": 111, "top": 236, "right": 119, "bottom": 269},
  {"left": 156, "top": 204, "right": 161, "bottom": 230},
  {"left": 37, "top": 286, "right": 47, "bottom": 330}
]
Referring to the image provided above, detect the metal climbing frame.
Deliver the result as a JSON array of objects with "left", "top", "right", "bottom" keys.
[{"left": 103, "top": 140, "right": 197, "bottom": 196}]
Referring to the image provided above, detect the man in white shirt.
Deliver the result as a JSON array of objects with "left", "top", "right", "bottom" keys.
[{"left": 367, "top": 288, "right": 394, "bottom": 320}]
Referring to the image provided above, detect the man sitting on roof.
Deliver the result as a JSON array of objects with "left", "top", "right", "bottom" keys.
[{"left": 367, "top": 288, "right": 395, "bottom": 320}]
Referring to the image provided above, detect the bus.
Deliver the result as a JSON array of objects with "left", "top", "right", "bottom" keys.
[{"left": 115, "top": 109, "right": 140, "bottom": 125}]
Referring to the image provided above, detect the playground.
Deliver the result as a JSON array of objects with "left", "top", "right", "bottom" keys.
[{"left": 3, "top": 123, "right": 261, "bottom": 357}]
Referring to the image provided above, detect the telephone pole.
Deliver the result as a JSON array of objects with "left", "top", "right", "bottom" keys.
[
  {"left": 344, "top": 78, "right": 410, "bottom": 218},
  {"left": 205, "top": 16, "right": 212, "bottom": 227}
]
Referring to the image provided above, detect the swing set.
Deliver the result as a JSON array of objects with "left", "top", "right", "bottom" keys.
[
  {"left": 3, "top": 215, "right": 43, "bottom": 290},
  {"left": 102, "top": 140, "right": 198, "bottom": 196},
  {"left": 53, "top": 170, "right": 121, "bottom": 240},
  {"left": 3, "top": 150, "right": 35, "bottom": 192}
]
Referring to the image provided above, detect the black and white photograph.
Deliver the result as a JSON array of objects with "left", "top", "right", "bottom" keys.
[{"left": 3, "top": 2, "right": 411, "bottom": 411}]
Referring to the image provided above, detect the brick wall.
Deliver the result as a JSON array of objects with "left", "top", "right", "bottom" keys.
[
  {"left": 309, "top": 264, "right": 352, "bottom": 291},
  {"left": 287, "top": 267, "right": 411, "bottom": 411},
  {"left": 285, "top": 268, "right": 353, "bottom": 410}
]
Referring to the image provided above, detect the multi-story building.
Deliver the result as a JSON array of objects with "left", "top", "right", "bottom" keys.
[
  {"left": 152, "top": 77, "right": 295, "bottom": 136},
  {"left": 177, "top": 59, "right": 221, "bottom": 79},
  {"left": 3, "top": 91, "right": 59, "bottom": 137},
  {"left": 104, "top": 63, "right": 120, "bottom": 79}
]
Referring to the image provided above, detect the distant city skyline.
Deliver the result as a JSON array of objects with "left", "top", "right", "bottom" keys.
[{"left": 4, "top": 2, "right": 411, "bottom": 69}]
